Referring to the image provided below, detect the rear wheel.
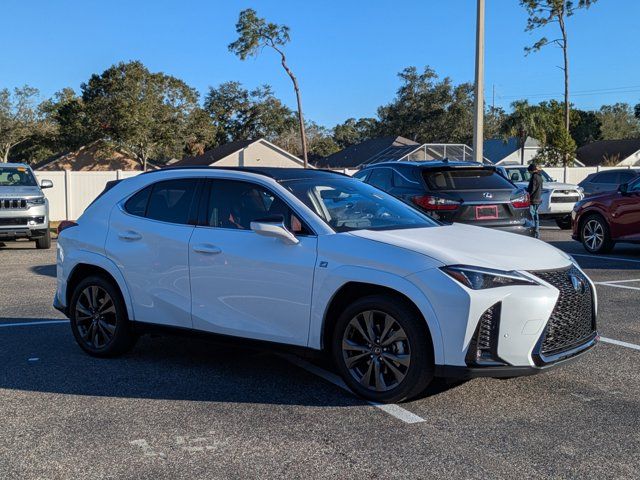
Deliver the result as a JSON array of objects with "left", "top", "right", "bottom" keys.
[
  {"left": 555, "top": 216, "right": 572, "bottom": 230},
  {"left": 69, "top": 275, "right": 137, "bottom": 357},
  {"left": 331, "top": 295, "right": 433, "bottom": 403},
  {"left": 35, "top": 230, "right": 51, "bottom": 249},
  {"left": 581, "top": 214, "right": 614, "bottom": 254}
]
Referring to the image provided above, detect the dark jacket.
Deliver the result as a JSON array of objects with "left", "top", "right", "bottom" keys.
[{"left": 527, "top": 171, "right": 544, "bottom": 205}]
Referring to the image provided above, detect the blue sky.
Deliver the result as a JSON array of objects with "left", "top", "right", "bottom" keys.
[{"left": 2, "top": 0, "right": 639, "bottom": 127}]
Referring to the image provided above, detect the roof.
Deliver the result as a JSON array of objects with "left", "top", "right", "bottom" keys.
[
  {"left": 576, "top": 139, "right": 640, "bottom": 167},
  {"left": 315, "top": 136, "right": 420, "bottom": 169},
  {"left": 33, "top": 140, "right": 155, "bottom": 171},
  {"left": 483, "top": 137, "right": 540, "bottom": 164},
  {"left": 146, "top": 166, "right": 346, "bottom": 182},
  {"left": 174, "top": 140, "right": 255, "bottom": 167},
  {"left": 362, "top": 160, "right": 491, "bottom": 170},
  {"left": 173, "top": 138, "right": 304, "bottom": 168},
  {"left": 0, "top": 163, "right": 30, "bottom": 169}
]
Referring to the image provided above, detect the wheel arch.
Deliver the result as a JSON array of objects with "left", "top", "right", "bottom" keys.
[
  {"left": 315, "top": 275, "right": 445, "bottom": 365},
  {"left": 578, "top": 209, "right": 609, "bottom": 239},
  {"left": 64, "top": 254, "right": 134, "bottom": 320}
]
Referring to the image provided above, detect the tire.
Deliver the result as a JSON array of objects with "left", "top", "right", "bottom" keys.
[
  {"left": 35, "top": 230, "right": 51, "bottom": 249},
  {"left": 555, "top": 216, "right": 572, "bottom": 230},
  {"left": 580, "top": 214, "right": 614, "bottom": 254},
  {"left": 69, "top": 275, "right": 137, "bottom": 357},
  {"left": 331, "top": 294, "right": 434, "bottom": 403}
]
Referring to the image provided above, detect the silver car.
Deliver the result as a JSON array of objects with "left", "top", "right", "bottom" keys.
[{"left": 0, "top": 163, "right": 53, "bottom": 249}]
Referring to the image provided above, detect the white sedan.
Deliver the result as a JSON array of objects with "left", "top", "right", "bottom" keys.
[{"left": 54, "top": 167, "right": 597, "bottom": 403}]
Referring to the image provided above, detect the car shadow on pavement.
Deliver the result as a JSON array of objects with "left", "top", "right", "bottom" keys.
[
  {"left": 0, "top": 321, "right": 463, "bottom": 407},
  {"left": 30, "top": 264, "right": 56, "bottom": 277}
]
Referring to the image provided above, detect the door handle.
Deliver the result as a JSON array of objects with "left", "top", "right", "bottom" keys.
[
  {"left": 118, "top": 230, "right": 142, "bottom": 241},
  {"left": 192, "top": 244, "right": 222, "bottom": 255}
]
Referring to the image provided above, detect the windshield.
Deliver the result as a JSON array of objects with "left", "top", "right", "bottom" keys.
[
  {"left": 0, "top": 167, "right": 37, "bottom": 187},
  {"left": 505, "top": 167, "right": 553, "bottom": 183},
  {"left": 283, "top": 177, "right": 438, "bottom": 232},
  {"left": 423, "top": 168, "right": 514, "bottom": 191}
]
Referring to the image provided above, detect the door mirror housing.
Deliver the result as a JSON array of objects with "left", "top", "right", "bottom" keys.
[
  {"left": 40, "top": 179, "right": 53, "bottom": 189},
  {"left": 250, "top": 215, "right": 299, "bottom": 245}
]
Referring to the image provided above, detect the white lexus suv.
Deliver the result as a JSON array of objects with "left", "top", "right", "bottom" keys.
[{"left": 54, "top": 167, "right": 597, "bottom": 403}]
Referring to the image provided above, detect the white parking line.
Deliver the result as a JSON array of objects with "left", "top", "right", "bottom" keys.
[
  {"left": 595, "top": 278, "right": 640, "bottom": 284},
  {"left": 280, "top": 353, "right": 425, "bottom": 424},
  {"left": 573, "top": 253, "right": 640, "bottom": 265},
  {"left": 0, "top": 320, "right": 69, "bottom": 328},
  {"left": 600, "top": 337, "right": 640, "bottom": 352},
  {"left": 595, "top": 282, "right": 640, "bottom": 292}
]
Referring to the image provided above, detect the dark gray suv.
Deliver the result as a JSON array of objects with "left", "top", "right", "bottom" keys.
[
  {"left": 354, "top": 161, "right": 534, "bottom": 236},
  {"left": 578, "top": 169, "right": 640, "bottom": 197}
]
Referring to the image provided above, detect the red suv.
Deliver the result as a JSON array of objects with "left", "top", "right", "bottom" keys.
[{"left": 572, "top": 176, "right": 640, "bottom": 253}]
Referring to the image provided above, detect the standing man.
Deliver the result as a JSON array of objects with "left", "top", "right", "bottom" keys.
[{"left": 527, "top": 163, "right": 544, "bottom": 239}]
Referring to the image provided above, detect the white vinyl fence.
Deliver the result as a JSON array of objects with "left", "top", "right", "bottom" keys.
[
  {"left": 34, "top": 165, "right": 638, "bottom": 221},
  {"left": 34, "top": 170, "right": 141, "bottom": 221}
]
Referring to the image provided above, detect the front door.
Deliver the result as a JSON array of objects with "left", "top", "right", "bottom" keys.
[
  {"left": 610, "top": 178, "right": 640, "bottom": 241},
  {"left": 189, "top": 179, "right": 317, "bottom": 346}
]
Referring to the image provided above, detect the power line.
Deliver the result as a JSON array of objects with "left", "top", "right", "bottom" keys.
[{"left": 497, "top": 84, "right": 640, "bottom": 100}]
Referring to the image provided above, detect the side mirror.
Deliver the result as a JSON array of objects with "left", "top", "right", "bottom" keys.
[
  {"left": 250, "top": 215, "right": 299, "bottom": 245},
  {"left": 40, "top": 179, "right": 53, "bottom": 189},
  {"left": 618, "top": 183, "right": 629, "bottom": 194}
]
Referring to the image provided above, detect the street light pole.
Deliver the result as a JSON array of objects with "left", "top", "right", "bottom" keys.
[{"left": 472, "top": 0, "right": 485, "bottom": 164}]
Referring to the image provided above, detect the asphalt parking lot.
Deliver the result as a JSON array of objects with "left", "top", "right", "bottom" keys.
[{"left": 1, "top": 227, "right": 639, "bottom": 479}]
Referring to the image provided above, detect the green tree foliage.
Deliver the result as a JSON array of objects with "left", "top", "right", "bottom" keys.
[
  {"left": 597, "top": 103, "right": 640, "bottom": 140},
  {"left": 0, "top": 86, "right": 52, "bottom": 162},
  {"left": 484, "top": 106, "right": 507, "bottom": 140},
  {"left": 81, "top": 61, "right": 205, "bottom": 169},
  {"left": 276, "top": 121, "right": 339, "bottom": 161},
  {"left": 332, "top": 117, "right": 379, "bottom": 149},
  {"left": 229, "top": 9, "right": 310, "bottom": 167},
  {"left": 376, "top": 66, "right": 474, "bottom": 145},
  {"left": 40, "top": 88, "right": 93, "bottom": 152},
  {"left": 520, "top": 0, "right": 598, "bottom": 136},
  {"left": 500, "top": 100, "right": 548, "bottom": 165},
  {"left": 204, "top": 82, "right": 296, "bottom": 146},
  {"left": 570, "top": 109, "right": 602, "bottom": 147}
]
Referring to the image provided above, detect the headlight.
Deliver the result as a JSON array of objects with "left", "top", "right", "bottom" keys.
[
  {"left": 576, "top": 186, "right": 584, "bottom": 194},
  {"left": 441, "top": 265, "right": 539, "bottom": 289},
  {"left": 27, "top": 197, "right": 46, "bottom": 206}
]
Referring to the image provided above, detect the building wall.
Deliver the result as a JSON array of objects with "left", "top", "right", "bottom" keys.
[
  {"left": 215, "top": 142, "right": 304, "bottom": 168},
  {"left": 495, "top": 147, "right": 540, "bottom": 165}
]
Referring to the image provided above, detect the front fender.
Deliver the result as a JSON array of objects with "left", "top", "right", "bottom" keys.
[
  {"left": 309, "top": 265, "right": 445, "bottom": 366},
  {"left": 56, "top": 247, "right": 135, "bottom": 320}
]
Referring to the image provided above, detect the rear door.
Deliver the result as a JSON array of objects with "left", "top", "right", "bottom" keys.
[
  {"left": 590, "top": 171, "right": 620, "bottom": 195},
  {"left": 105, "top": 178, "right": 201, "bottom": 328}
]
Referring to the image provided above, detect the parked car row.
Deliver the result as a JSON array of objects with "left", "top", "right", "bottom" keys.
[{"left": 55, "top": 167, "right": 598, "bottom": 403}]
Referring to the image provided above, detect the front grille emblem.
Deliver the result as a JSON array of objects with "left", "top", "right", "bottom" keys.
[{"left": 569, "top": 274, "right": 586, "bottom": 294}]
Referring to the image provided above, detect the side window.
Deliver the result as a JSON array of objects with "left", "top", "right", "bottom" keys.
[
  {"left": 393, "top": 169, "right": 419, "bottom": 188},
  {"left": 593, "top": 172, "right": 619, "bottom": 184},
  {"left": 207, "top": 180, "right": 311, "bottom": 234},
  {"left": 124, "top": 185, "right": 152, "bottom": 217},
  {"left": 628, "top": 178, "right": 640, "bottom": 192},
  {"left": 619, "top": 171, "right": 635, "bottom": 183},
  {"left": 352, "top": 170, "right": 369, "bottom": 182},
  {"left": 509, "top": 170, "right": 523, "bottom": 182},
  {"left": 367, "top": 168, "right": 393, "bottom": 191},
  {"left": 145, "top": 179, "right": 199, "bottom": 224}
]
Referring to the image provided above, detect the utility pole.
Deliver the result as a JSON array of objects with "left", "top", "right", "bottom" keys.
[{"left": 472, "top": 0, "right": 485, "bottom": 164}]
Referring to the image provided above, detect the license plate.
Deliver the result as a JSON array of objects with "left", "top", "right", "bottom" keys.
[{"left": 475, "top": 205, "right": 498, "bottom": 220}]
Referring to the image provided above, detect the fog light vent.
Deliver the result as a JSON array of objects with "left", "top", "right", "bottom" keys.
[{"left": 466, "top": 302, "right": 507, "bottom": 366}]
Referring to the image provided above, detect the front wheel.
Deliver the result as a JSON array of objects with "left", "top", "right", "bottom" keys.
[
  {"left": 69, "top": 275, "right": 137, "bottom": 357},
  {"left": 35, "top": 230, "right": 51, "bottom": 249},
  {"left": 581, "top": 214, "right": 614, "bottom": 254},
  {"left": 555, "top": 216, "right": 572, "bottom": 230},
  {"left": 331, "top": 295, "right": 433, "bottom": 403}
]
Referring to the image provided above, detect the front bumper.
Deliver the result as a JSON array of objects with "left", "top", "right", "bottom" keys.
[
  {"left": 435, "top": 333, "right": 597, "bottom": 378},
  {"left": 0, "top": 203, "right": 49, "bottom": 241}
]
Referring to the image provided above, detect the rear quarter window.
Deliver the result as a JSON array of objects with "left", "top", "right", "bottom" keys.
[{"left": 423, "top": 168, "right": 513, "bottom": 191}]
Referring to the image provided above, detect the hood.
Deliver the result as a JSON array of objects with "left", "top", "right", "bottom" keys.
[
  {"left": 0, "top": 185, "right": 42, "bottom": 197},
  {"left": 514, "top": 181, "right": 579, "bottom": 191},
  {"left": 349, "top": 223, "right": 571, "bottom": 272}
]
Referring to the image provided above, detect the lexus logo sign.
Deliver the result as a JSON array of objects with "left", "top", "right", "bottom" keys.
[{"left": 482, "top": 192, "right": 493, "bottom": 199}]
